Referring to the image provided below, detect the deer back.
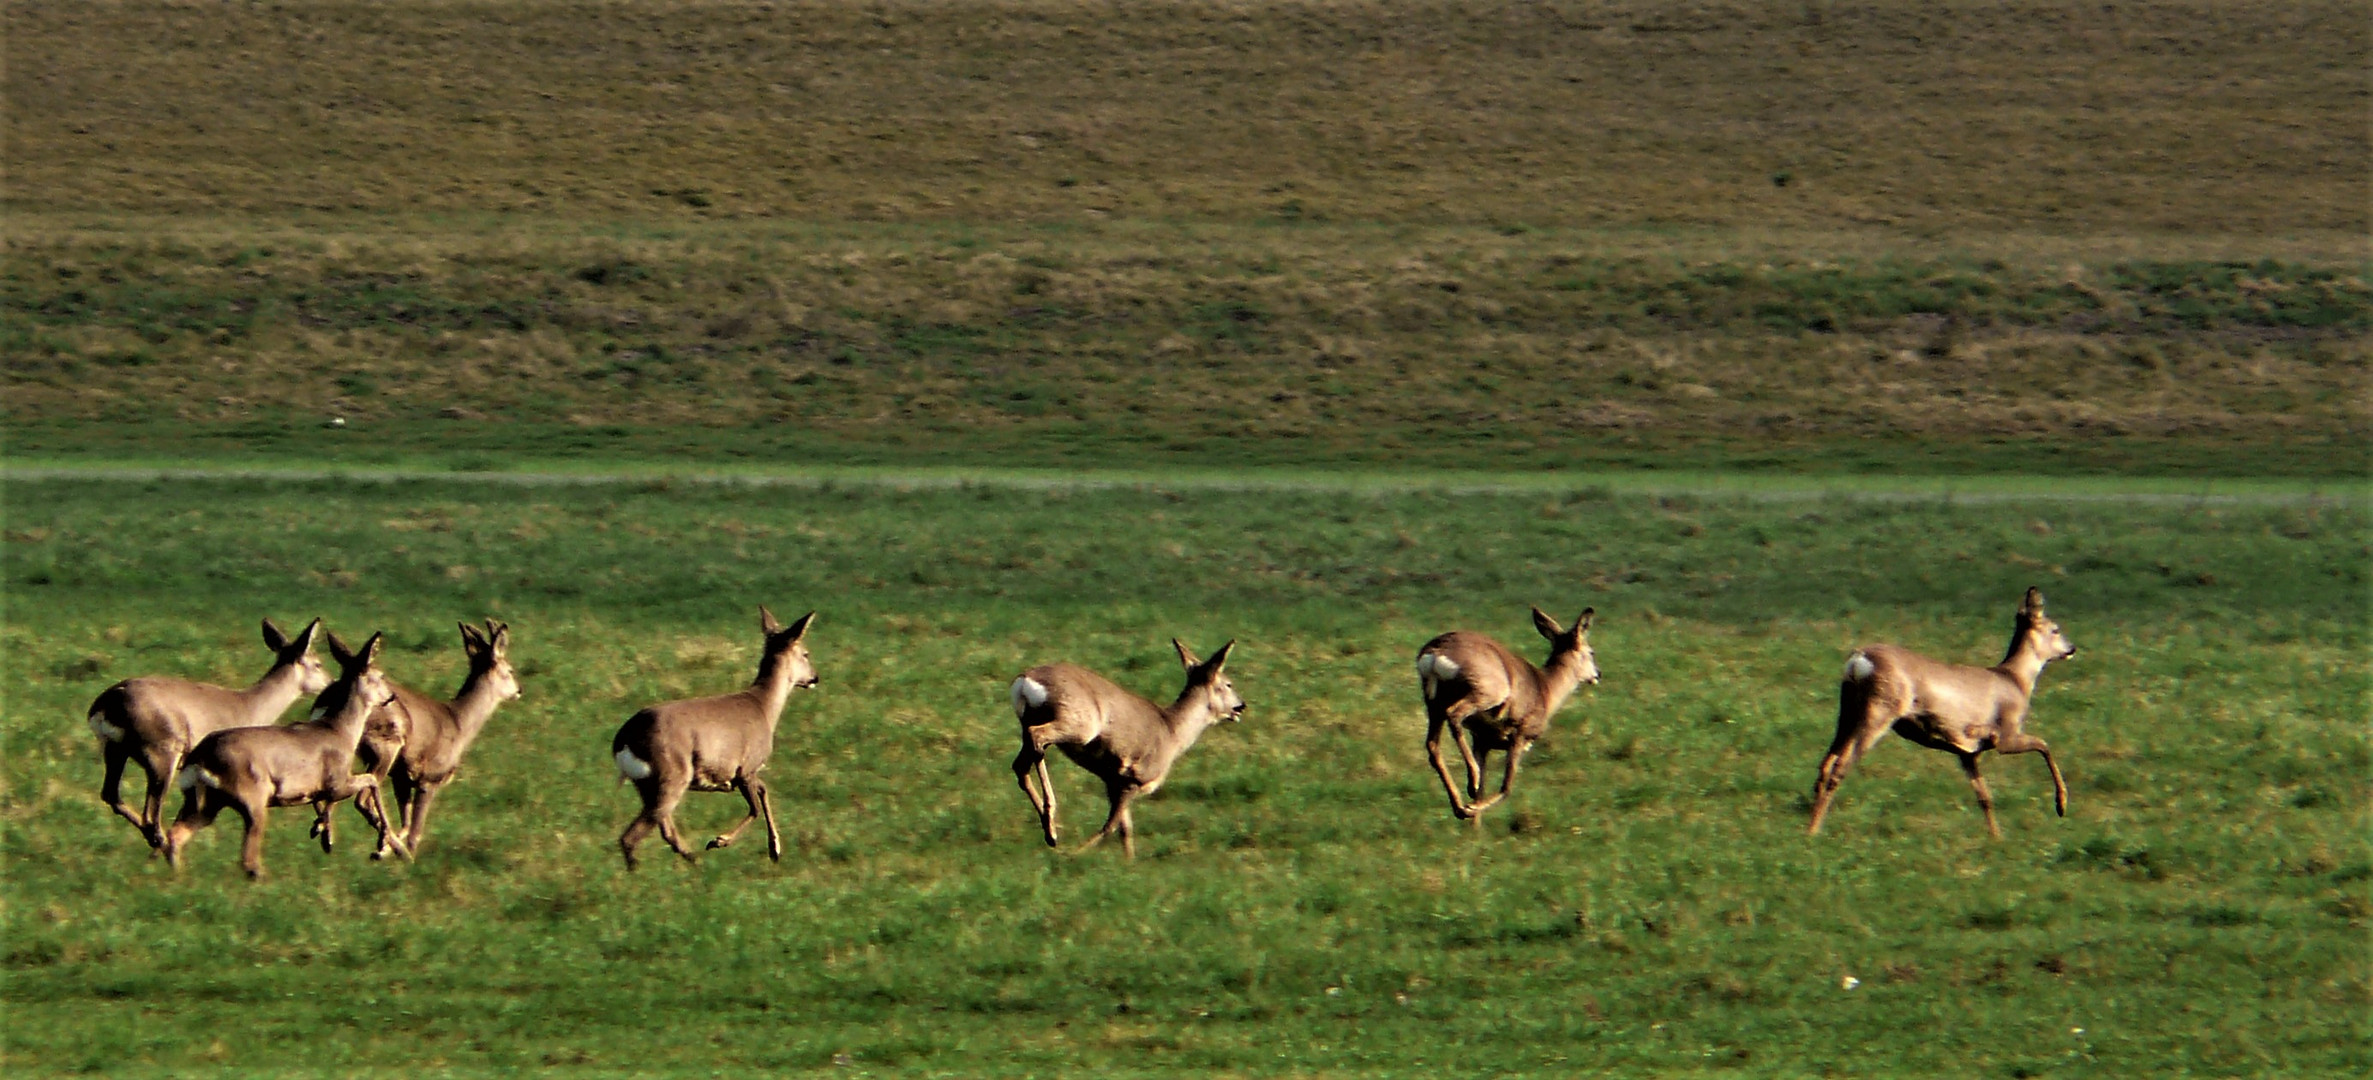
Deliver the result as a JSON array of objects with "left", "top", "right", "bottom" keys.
[
  {"left": 1853, "top": 643, "right": 2025, "bottom": 738},
  {"left": 1419, "top": 632, "right": 1551, "bottom": 718},
  {"left": 1022, "top": 664, "right": 1169, "bottom": 756},
  {"left": 616, "top": 690, "right": 776, "bottom": 778},
  {"left": 93, "top": 677, "right": 260, "bottom": 750}
]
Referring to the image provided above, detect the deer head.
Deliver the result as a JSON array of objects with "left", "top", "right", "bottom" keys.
[
  {"left": 263, "top": 617, "right": 331, "bottom": 695},
  {"left": 1531, "top": 606, "right": 1600, "bottom": 685}
]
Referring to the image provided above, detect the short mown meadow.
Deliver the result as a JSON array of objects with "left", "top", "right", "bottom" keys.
[{"left": 1, "top": 476, "right": 2364, "bottom": 1076}]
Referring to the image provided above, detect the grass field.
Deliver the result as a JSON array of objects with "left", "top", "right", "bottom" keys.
[
  {"left": 2, "top": 476, "right": 2365, "bottom": 1076},
  {"left": 2, "top": 1, "right": 2369, "bottom": 1075}
]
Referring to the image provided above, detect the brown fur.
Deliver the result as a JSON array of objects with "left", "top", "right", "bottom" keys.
[
  {"left": 1415, "top": 606, "right": 1598, "bottom": 823},
  {"left": 308, "top": 622, "right": 519, "bottom": 858},
  {"left": 86, "top": 618, "right": 329, "bottom": 849},
  {"left": 611, "top": 607, "right": 817, "bottom": 870},
  {"left": 162, "top": 632, "right": 404, "bottom": 879},
  {"left": 1011, "top": 639, "right": 1245, "bottom": 858},
  {"left": 1807, "top": 587, "right": 2076, "bottom": 837}
]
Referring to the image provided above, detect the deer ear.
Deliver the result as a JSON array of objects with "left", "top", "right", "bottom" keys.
[
  {"left": 1204, "top": 639, "right": 1236, "bottom": 673},
  {"left": 326, "top": 630, "right": 356, "bottom": 666},
  {"left": 358, "top": 631, "right": 385, "bottom": 668},
  {"left": 1531, "top": 606, "right": 1564, "bottom": 641},
  {"left": 784, "top": 611, "right": 816, "bottom": 642},
  {"left": 1575, "top": 608, "right": 1595, "bottom": 633},
  {"left": 292, "top": 618, "right": 322, "bottom": 653},
  {"left": 458, "top": 622, "right": 487, "bottom": 655},
  {"left": 1172, "top": 638, "right": 1201, "bottom": 670},
  {"left": 261, "top": 618, "right": 290, "bottom": 651},
  {"left": 760, "top": 605, "right": 784, "bottom": 636},
  {"left": 2022, "top": 586, "right": 2046, "bottom": 614},
  {"left": 488, "top": 621, "right": 510, "bottom": 657}
]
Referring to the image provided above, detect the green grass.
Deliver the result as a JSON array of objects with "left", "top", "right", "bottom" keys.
[{"left": 3, "top": 476, "right": 2366, "bottom": 1076}]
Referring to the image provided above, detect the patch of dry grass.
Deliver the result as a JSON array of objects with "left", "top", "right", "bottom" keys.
[
  {"left": 6, "top": 1, "right": 2365, "bottom": 233},
  {"left": 2, "top": 2, "right": 2366, "bottom": 471},
  {"left": 4, "top": 216, "right": 2365, "bottom": 468}
]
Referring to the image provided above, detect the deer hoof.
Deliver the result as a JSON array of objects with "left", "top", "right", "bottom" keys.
[{"left": 705, "top": 836, "right": 732, "bottom": 850}]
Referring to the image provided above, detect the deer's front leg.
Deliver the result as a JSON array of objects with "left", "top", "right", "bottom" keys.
[
  {"left": 328, "top": 775, "right": 409, "bottom": 860},
  {"left": 753, "top": 778, "right": 783, "bottom": 861},
  {"left": 708, "top": 777, "right": 764, "bottom": 851},
  {"left": 1078, "top": 780, "right": 1139, "bottom": 855},
  {"left": 1466, "top": 736, "right": 1530, "bottom": 817},
  {"left": 236, "top": 799, "right": 270, "bottom": 879},
  {"left": 310, "top": 799, "right": 338, "bottom": 853},
  {"left": 1995, "top": 731, "right": 2068, "bottom": 817}
]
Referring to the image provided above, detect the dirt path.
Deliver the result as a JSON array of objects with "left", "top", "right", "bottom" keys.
[{"left": 3, "top": 464, "right": 2358, "bottom": 504}]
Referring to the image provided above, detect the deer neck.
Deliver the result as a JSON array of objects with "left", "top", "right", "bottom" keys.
[
  {"left": 1157, "top": 689, "right": 1222, "bottom": 756},
  {"left": 445, "top": 669, "right": 507, "bottom": 749},
  {"left": 321, "top": 695, "right": 376, "bottom": 750},
  {"left": 1534, "top": 653, "right": 1587, "bottom": 714},
  {"left": 1993, "top": 632, "right": 2049, "bottom": 696},
  {"left": 238, "top": 663, "right": 312, "bottom": 725},
  {"left": 749, "top": 657, "right": 799, "bottom": 728}
]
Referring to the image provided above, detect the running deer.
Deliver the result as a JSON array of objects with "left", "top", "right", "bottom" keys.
[
  {"left": 1807, "top": 586, "right": 2075, "bottom": 838},
  {"left": 162, "top": 631, "right": 408, "bottom": 878},
  {"left": 86, "top": 617, "right": 330, "bottom": 848},
  {"left": 611, "top": 607, "right": 816, "bottom": 870},
  {"left": 1009, "top": 638, "right": 1245, "bottom": 858},
  {"left": 308, "top": 622, "right": 520, "bottom": 858},
  {"left": 1414, "top": 607, "right": 1599, "bottom": 823}
]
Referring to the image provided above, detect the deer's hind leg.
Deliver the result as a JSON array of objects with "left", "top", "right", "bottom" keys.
[
  {"left": 619, "top": 771, "right": 697, "bottom": 870},
  {"left": 1956, "top": 752, "right": 2002, "bottom": 839},
  {"left": 1808, "top": 681, "right": 1899, "bottom": 835},
  {"left": 98, "top": 740, "right": 156, "bottom": 843},
  {"left": 161, "top": 781, "right": 228, "bottom": 869},
  {"left": 137, "top": 748, "right": 182, "bottom": 850},
  {"left": 1013, "top": 738, "right": 1061, "bottom": 847},
  {"left": 1424, "top": 712, "right": 1476, "bottom": 821},
  {"left": 1425, "top": 696, "right": 1501, "bottom": 821}
]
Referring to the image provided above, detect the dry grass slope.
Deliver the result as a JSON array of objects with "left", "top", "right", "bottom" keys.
[
  {"left": 3, "top": 1, "right": 2366, "bottom": 472},
  {"left": 8, "top": 1, "right": 2366, "bottom": 232}
]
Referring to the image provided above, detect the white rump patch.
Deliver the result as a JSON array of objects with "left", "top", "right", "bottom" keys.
[
  {"left": 179, "top": 766, "right": 220, "bottom": 792},
  {"left": 1843, "top": 652, "right": 1876, "bottom": 683},
  {"left": 1011, "top": 676, "right": 1049, "bottom": 718},
  {"left": 614, "top": 748, "right": 653, "bottom": 780},
  {"left": 88, "top": 714, "right": 127, "bottom": 743},
  {"left": 1415, "top": 653, "right": 1460, "bottom": 699}
]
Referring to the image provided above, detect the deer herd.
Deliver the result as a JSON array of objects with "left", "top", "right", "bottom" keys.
[{"left": 85, "top": 588, "right": 2080, "bottom": 879}]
